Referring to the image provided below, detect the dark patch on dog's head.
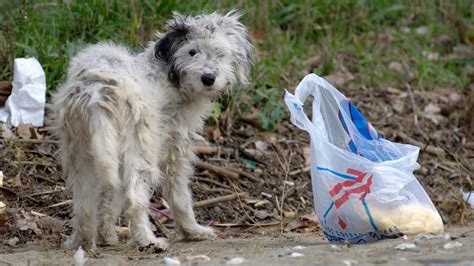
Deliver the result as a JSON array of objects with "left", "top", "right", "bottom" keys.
[{"left": 155, "top": 14, "right": 191, "bottom": 88}]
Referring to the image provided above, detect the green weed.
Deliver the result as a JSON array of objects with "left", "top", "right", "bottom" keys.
[{"left": 0, "top": 0, "right": 471, "bottom": 131}]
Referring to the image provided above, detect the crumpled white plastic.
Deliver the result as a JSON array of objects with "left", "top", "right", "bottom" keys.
[{"left": 0, "top": 57, "right": 46, "bottom": 127}]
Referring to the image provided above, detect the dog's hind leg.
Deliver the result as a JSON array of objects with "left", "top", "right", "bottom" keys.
[
  {"left": 88, "top": 109, "right": 122, "bottom": 246},
  {"left": 63, "top": 166, "right": 100, "bottom": 250}
]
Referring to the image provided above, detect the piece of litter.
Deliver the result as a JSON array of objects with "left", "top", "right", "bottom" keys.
[
  {"left": 255, "top": 140, "right": 269, "bottom": 152},
  {"left": 343, "top": 259, "right": 358, "bottom": 266},
  {"left": 443, "top": 241, "right": 463, "bottom": 249},
  {"left": 73, "top": 246, "right": 87, "bottom": 266},
  {"left": 290, "top": 252, "right": 304, "bottom": 257},
  {"left": 395, "top": 243, "right": 417, "bottom": 251},
  {"left": 187, "top": 255, "right": 211, "bottom": 262},
  {"left": 0, "top": 58, "right": 46, "bottom": 127},
  {"left": 292, "top": 245, "right": 306, "bottom": 252},
  {"left": 0, "top": 201, "right": 6, "bottom": 215},
  {"left": 6, "top": 237, "right": 19, "bottom": 247},
  {"left": 226, "top": 257, "right": 246, "bottom": 264},
  {"left": 163, "top": 256, "right": 181, "bottom": 265},
  {"left": 460, "top": 190, "right": 474, "bottom": 209}
]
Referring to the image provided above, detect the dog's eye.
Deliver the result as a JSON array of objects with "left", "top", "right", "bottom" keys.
[{"left": 189, "top": 49, "right": 197, "bottom": 56}]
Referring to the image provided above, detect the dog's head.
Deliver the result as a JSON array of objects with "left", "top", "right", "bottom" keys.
[{"left": 155, "top": 11, "right": 253, "bottom": 97}]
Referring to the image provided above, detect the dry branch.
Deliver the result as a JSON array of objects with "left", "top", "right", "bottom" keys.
[{"left": 193, "top": 192, "right": 248, "bottom": 208}]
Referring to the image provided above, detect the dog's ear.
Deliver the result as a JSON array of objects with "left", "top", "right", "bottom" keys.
[
  {"left": 155, "top": 13, "right": 191, "bottom": 86},
  {"left": 222, "top": 11, "right": 254, "bottom": 86},
  {"left": 155, "top": 13, "right": 190, "bottom": 64}
]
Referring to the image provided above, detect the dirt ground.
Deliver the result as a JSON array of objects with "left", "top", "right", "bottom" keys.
[
  {"left": 0, "top": 223, "right": 473, "bottom": 266},
  {"left": 0, "top": 52, "right": 473, "bottom": 265}
]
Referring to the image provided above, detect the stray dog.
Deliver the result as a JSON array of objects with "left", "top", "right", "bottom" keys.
[{"left": 51, "top": 11, "right": 253, "bottom": 250}]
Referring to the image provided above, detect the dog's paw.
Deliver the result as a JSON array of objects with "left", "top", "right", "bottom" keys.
[
  {"left": 62, "top": 232, "right": 97, "bottom": 250},
  {"left": 181, "top": 224, "right": 215, "bottom": 241},
  {"left": 98, "top": 230, "right": 119, "bottom": 246}
]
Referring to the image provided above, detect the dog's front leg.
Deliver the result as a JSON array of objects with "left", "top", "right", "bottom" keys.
[{"left": 162, "top": 156, "right": 215, "bottom": 240}]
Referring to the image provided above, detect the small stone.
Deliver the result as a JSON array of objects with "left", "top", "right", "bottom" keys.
[
  {"left": 6, "top": 237, "right": 19, "bottom": 247},
  {"left": 395, "top": 243, "right": 417, "bottom": 250},
  {"left": 73, "top": 246, "right": 87, "bottom": 266},
  {"left": 343, "top": 259, "right": 358, "bottom": 266},
  {"left": 443, "top": 241, "right": 463, "bottom": 249},
  {"left": 292, "top": 245, "right": 306, "bottom": 252},
  {"left": 0, "top": 201, "right": 7, "bottom": 214},
  {"left": 163, "top": 256, "right": 181, "bottom": 265},
  {"left": 187, "top": 254, "right": 211, "bottom": 262},
  {"left": 290, "top": 252, "right": 304, "bottom": 257},
  {"left": 388, "top": 61, "right": 404, "bottom": 73},
  {"left": 415, "top": 26, "right": 429, "bottom": 35},
  {"left": 226, "top": 257, "right": 246, "bottom": 264}
]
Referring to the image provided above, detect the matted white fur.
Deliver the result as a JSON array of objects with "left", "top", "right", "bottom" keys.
[{"left": 51, "top": 11, "right": 253, "bottom": 250}]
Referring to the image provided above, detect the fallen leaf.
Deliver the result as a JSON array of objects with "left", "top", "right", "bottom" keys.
[
  {"left": 1, "top": 123, "right": 14, "bottom": 139},
  {"left": 303, "top": 146, "right": 311, "bottom": 167},
  {"left": 324, "top": 71, "right": 355, "bottom": 88},
  {"left": 36, "top": 216, "right": 65, "bottom": 233},
  {"left": 15, "top": 211, "right": 43, "bottom": 235},
  {"left": 254, "top": 210, "right": 271, "bottom": 220},
  {"left": 284, "top": 213, "right": 319, "bottom": 233},
  {"left": 16, "top": 124, "right": 37, "bottom": 139},
  {"left": 37, "top": 143, "right": 55, "bottom": 155},
  {"left": 388, "top": 61, "right": 404, "bottom": 73}
]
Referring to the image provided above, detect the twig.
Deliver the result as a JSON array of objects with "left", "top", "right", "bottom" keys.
[
  {"left": 26, "top": 188, "right": 65, "bottom": 197},
  {"left": 289, "top": 166, "right": 310, "bottom": 176},
  {"left": 405, "top": 82, "right": 418, "bottom": 126},
  {"left": 397, "top": 132, "right": 445, "bottom": 155},
  {"left": 3, "top": 138, "right": 60, "bottom": 144},
  {"left": 47, "top": 199, "right": 73, "bottom": 208},
  {"left": 193, "top": 192, "right": 248, "bottom": 208},
  {"left": 229, "top": 181, "right": 261, "bottom": 228},
  {"left": 192, "top": 176, "right": 232, "bottom": 190},
  {"left": 149, "top": 213, "right": 171, "bottom": 238},
  {"left": 19, "top": 161, "right": 53, "bottom": 167},
  {"left": 195, "top": 145, "right": 234, "bottom": 155},
  {"left": 213, "top": 222, "right": 280, "bottom": 227},
  {"left": 194, "top": 160, "right": 260, "bottom": 183}
]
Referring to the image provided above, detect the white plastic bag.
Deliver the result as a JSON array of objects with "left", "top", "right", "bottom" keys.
[
  {"left": 284, "top": 73, "right": 443, "bottom": 243},
  {"left": 0, "top": 58, "right": 47, "bottom": 127}
]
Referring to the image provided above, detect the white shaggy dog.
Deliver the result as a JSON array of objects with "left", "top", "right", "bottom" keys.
[{"left": 51, "top": 11, "right": 253, "bottom": 251}]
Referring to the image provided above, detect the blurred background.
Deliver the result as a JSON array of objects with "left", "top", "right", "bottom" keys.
[{"left": 1, "top": 0, "right": 472, "bottom": 130}]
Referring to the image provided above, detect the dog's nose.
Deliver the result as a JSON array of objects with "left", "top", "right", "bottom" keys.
[{"left": 201, "top": 73, "right": 216, "bottom": 86}]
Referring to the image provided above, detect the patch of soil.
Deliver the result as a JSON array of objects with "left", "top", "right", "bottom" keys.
[{"left": 0, "top": 79, "right": 472, "bottom": 251}]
